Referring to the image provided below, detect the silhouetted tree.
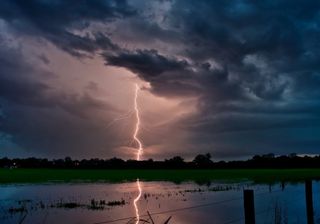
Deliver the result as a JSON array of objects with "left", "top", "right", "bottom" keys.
[
  {"left": 262, "top": 153, "right": 275, "bottom": 159},
  {"left": 64, "top": 157, "right": 73, "bottom": 168},
  {"left": 2, "top": 153, "right": 320, "bottom": 169},
  {"left": 289, "top": 153, "right": 297, "bottom": 158},
  {"left": 165, "top": 156, "right": 185, "bottom": 168},
  {"left": 193, "top": 153, "right": 213, "bottom": 168}
]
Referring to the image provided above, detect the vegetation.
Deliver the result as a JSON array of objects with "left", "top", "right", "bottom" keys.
[
  {"left": 1, "top": 168, "right": 320, "bottom": 184},
  {"left": 2, "top": 153, "right": 320, "bottom": 169},
  {"left": 7, "top": 198, "right": 126, "bottom": 214},
  {"left": 2, "top": 153, "right": 320, "bottom": 184}
]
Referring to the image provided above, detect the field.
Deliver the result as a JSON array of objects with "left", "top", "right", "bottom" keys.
[{"left": 1, "top": 168, "right": 320, "bottom": 184}]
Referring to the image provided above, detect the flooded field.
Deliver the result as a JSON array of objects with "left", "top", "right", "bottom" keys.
[{"left": 1, "top": 180, "right": 320, "bottom": 224}]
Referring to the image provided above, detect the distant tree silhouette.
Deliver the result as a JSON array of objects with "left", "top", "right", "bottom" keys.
[
  {"left": 193, "top": 153, "right": 213, "bottom": 168},
  {"left": 169, "top": 156, "right": 184, "bottom": 163},
  {"left": 262, "top": 153, "right": 275, "bottom": 159},
  {"left": 289, "top": 153, "right": 297, "bottom": 158},
  {"left": 64, "top": 157, "right": 73, "bottom": 168},
  {"left": 2, "top": 153, "right": 320, "bottom": 169},
  {"left": 165, "top": 156, "right": 185, "bottom": 168}
]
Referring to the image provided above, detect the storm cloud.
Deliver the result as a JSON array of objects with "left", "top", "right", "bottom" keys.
[{"left": 0, "top": 0, "right": 320, "bottom": 159}]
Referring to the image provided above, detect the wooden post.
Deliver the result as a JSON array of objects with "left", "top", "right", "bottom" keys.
[
  {"left": 243, "top": 189, "right": 255, "bottom": 224},
  {"left": 305, "top": 180, "right": 314, "bottom": 224}
]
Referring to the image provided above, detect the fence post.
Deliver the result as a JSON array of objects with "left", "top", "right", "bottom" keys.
[
  {"left": 243, "top": 189, "right": 255, "bottom": 224},
  {"left": 305, "top": 180, "right": 314, "bottom": 224}
]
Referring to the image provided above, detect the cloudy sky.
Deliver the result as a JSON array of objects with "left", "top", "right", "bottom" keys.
[{"left": 0, "top": 0, "right": 319, "bottom": 160}]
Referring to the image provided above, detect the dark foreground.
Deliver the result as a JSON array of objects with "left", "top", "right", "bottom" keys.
[{"left": 1, "top": 168, "right": 320, "bottom": 184}]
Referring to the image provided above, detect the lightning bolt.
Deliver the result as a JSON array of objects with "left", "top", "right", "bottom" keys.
[
  {"left": 133, "top": 83, "right": 143, "bottom": 224},
  {"left": 105, "top": 110, "right": 134, "bottom": 129},
  {"left": 133, "top": 83, "right": 143, "bottom": 161}
]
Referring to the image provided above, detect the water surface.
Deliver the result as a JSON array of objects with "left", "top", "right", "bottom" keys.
[{"left": 1, "top": 180, "right": 319, "bottom": 224}]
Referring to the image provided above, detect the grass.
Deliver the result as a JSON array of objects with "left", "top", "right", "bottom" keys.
[{"left": 1, "top": 168, "right": 320, "bottom": 184}]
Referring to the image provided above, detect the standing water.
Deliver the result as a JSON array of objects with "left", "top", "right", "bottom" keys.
[{"left": 0, "top": 180, "right": 319, "bottom": 224}]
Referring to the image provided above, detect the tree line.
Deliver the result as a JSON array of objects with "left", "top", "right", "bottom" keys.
[{"left": 1, "top": 153, "right": 320, "bottom": 169}]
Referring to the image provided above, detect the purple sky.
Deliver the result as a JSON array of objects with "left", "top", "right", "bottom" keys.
[{"left": 0, "top": 0, "right": 320, "bottom": 160}]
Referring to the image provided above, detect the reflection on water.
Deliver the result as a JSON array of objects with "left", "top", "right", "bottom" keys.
[
  {"left": 1, "top": 180, "right": 320, "bottom": 224},
  {"left": 133, "top": 179, "right": 142, "bottom": 224}
]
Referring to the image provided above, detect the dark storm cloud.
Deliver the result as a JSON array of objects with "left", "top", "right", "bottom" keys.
[
  {"left": 103, "top": 0, "right": 320, "bottom": 101},
  {"left": 0, "top": 0, "right": 135, "bottom": 158},
  {"left": 105, "top": 49, "right": 188, "bottom": 78},
  {"left": 0, "top": 0, "right": 133, "bottom": 57},
  {"left": 37, "top": 54, "right": 50, "bottom": 65},
  {"left": 101, "top": 0, "right": 320, "bottom": 157},
  {"left": 1, "top": 0, "right": 320, "bottom": 158},
  {"left": 104, "top": 49, "right": 200, "bottom": 97},
  {"left": 0, "top": 77, "right": 50, "bottom": 107},
  {"left": 0, "top": 41, "right": 121, "bottom": 158},
  {"left": 0, "top": 0, "right": 134, "bottom": 24},
  {"left": 104, "top": 49, "right": 249, "bottom": 99},
  {"left": 0, "top": 40, "right": 115, "bottom": 114}
]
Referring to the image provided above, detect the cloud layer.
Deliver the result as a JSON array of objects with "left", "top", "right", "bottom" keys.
[{"left": 0, "top": 0, "right": 320, "bottom": 159}]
